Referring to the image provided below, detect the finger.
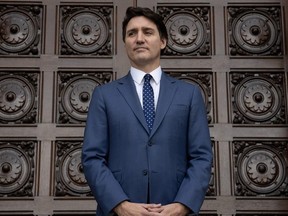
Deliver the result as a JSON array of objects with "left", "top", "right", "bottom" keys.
[
  {"left": 144, "top": 203, "right": 162, "bottom": 208},
  {"left": 147, "top": 207, "right": 164, "bottom": 212}
]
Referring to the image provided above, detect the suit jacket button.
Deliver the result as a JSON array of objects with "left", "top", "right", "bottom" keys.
[
  {"left": 142, "top": 170, "right": 148, "bottom": 176},
  {"left": 148, "top": 141, "right": 153, "bottom": 146}
]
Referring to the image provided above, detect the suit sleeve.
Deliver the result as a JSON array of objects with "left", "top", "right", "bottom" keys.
[
  {"left": 174, "top": 85, "right": 212, "bottom": 214},
  {"left": 82, "top": 86, "right": 129, "bottom": 215}
]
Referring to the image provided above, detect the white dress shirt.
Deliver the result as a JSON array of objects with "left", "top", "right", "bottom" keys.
[{"left": 130, "top": 66, "right": 162, "bottom": 110}]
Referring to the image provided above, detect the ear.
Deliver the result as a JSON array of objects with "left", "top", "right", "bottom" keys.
[{"left": 160, "top": 38, "right": 167, "bottom": 50}]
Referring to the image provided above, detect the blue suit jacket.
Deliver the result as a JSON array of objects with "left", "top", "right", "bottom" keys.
[{"left": 82, "top": 72, "right": 212, "bottom": 216}]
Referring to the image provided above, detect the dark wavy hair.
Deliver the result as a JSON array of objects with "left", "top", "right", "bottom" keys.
[{"left": 122, "top": 7, "right": 168, "bottom": 42}]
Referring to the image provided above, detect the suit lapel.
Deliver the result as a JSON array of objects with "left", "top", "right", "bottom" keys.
[
  {"left": 150, "top": 73, "right": 177, "bottom": 137},
  {"left": 116, "top": 73, "right": 150, "bottom": 133},
  {"left": 116, "top": 72, "right": 178, "bottom": 136}
]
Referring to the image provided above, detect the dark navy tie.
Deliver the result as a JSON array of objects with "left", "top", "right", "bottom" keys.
[{"left": 143, "top": 74, "right": 155, "bottom": 132}]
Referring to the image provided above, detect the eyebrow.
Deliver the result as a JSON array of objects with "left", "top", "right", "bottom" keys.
[{"left": 126, "top": 26, "right": 155, "bottom": 33}]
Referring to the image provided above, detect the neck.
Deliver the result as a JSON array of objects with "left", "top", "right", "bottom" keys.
[
  {"left": 132, "top": 65, "right": 160, "bottom": 73},
  {"left": 131, "top": 61, "right": 160, "bottom": 73}
]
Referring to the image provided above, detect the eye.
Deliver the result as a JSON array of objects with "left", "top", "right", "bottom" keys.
[
  {"left": 127, "top": 31, "right": 136, "bottom": 37},
  {"left": 145, "top": 31, "right": 153, "bottom": 35}
]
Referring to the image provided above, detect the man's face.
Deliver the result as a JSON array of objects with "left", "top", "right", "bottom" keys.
[{"left": 124, "top": 16, "right": 166, "bottom": 71}]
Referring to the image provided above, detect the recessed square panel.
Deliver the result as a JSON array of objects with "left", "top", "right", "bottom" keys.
[
  {"left": 54, "top": 140, "right": 91, "bottom": 197},
  {"left": 157, "top": 5, "right": 211, "bottom": 56},
  {"left": 232, "top": 140, "right": 288, "bottom": 196},
  {"left": 0, "top": 140, "right": 37, "bottom": 197},
  {"left": 227, "top": 6, "right": 282, "bottom": 56},
  {"left": 59, "top": 5, "right": 113, "bottom": 56},
  {"left": 0, "top": 70, "right": 40, "bottom": 124},
  {"left": 0, "top": 4, "right": 43, "bottom": 55},
  {"left": 230, "top": 71, "right": 286, "bottom": 124},
  {"left": 56, "top": 70, "right": 113, "bottom": 124}
]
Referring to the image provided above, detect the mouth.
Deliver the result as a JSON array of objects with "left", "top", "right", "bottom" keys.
[{"left": 134, "top": 47, "right": 148, "bottom": 51}]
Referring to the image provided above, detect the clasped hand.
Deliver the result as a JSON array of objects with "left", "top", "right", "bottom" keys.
[{"left": 114, "top": 201, "right": 190, "bottom": 216}]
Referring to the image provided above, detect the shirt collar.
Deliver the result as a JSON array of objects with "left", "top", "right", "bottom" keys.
[{"left": 130, "top": 66, "right": 162, "bottom": 85}]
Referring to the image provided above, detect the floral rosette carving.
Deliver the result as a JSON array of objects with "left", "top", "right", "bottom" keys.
[
  {"left": 158, "top": 6, "right": 211, "bottom": 56},
  {"left": 231, "top": 73, "right": 285, "bottom": 124},
  {"left": 0, "top": 5, "right": 42, "bottom": 55},
  {"left": 0, "top": 73, "right": 38, "bottom": 124},
  {"left": 55, "top": 141, "right": 91, "bottom": 196},
  {"left": 233, "top": 141, "right": 288, "bottom": 196},
  {"left": 0, "top": 141, "right": 35, "bottom": 197},
  {"left": 60, "top": 6, "right": 112, "bottom": 55},
  {"left": 58, "top": 72, "right": 112, "bottom": 124},
  {"left": 228, "top": 7, "right": 282, "bottom": 56}
]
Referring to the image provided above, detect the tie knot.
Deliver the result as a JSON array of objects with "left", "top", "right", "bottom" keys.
[{"left": 144, "top": 74, "right": 152, "bottom": 82}]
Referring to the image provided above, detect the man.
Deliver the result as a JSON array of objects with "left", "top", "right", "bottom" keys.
[{"left": 82, "top": 7, "right": 212, "bottom": 216}]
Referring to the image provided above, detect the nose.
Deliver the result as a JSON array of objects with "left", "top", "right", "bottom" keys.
[{"left": 136, "top": 32, "right": 144, "bottom": 44}]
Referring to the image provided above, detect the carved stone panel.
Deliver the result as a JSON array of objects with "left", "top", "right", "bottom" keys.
[
  {"left": 0, "top": 4, "right": 42, "bottom": 55},
  {"left": 55, "top": 140, "right": 91, "bottom": 197},
  {"left": 0, "top": 140, "right": 35, "bottom": 197},
  {"left": 157, "top": 5, "right": 211, "bottom": 56},
  {"left": 233, "top": 140, "right": 288, "bottom": 196},
  {"left": 228, "top": 6, "right": 282, "bottom": 56},
  {"left": 166, "top": 71, "right": 213, "bottom": 123},
  {"left": 57, "top": 71, "right": 113, "bottom": 124},
  {"left": 230, "top": 72, "right": 286, "bottom": 124},
  {"left": 0, "top": 71, "right": 39, "bottom": 124},
  {"left": 59, "top": 5, "right": 113, "bottom": 56}
]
